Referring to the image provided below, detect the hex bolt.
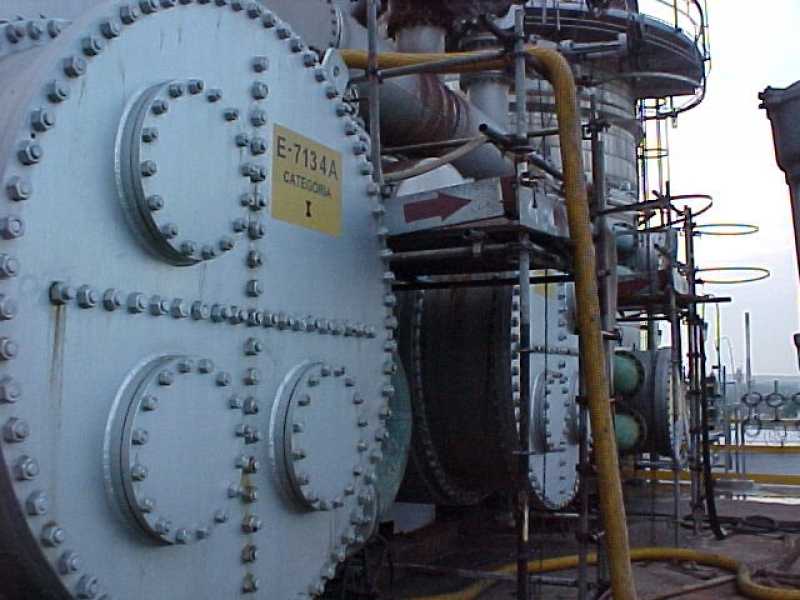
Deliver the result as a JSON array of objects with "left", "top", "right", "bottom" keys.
[
  {"left": 18, "top": 141, "right": 43, "bottom": 165},
  {"left": 297, "top": 394, "right": 310, "bottom": 407},
  {"left": 0, "top": 216, "right": 25, "bottom": 240},
  {"left": 139, "top": 0, "right": 159, "bottom": 13},
  {"left": 145, "top": 194, "right": 164, "bottom": 211},
  {"left": 247, "top": 3, "right": 263, "bottom": 18},
  {"left": 206, "top": 88, "right": 222, "bottom": 103},
  {"left": 63, "top": 56, "right": 87, "bottom": 78},
  {"left": 250, "top": 109, "right": 267, "bottom": 127},
  {"left": 218, "top": 236, "right": 234, "bottom": 252},
  {"left": 245, "top": 457, "right": 260, "bottom": 473},
  {"left": 141, "top": 127, "right": 159, "bottom": 143},
  {"left": 0, "top": 337, "right": 18, "bottom": 361},
  {"left": 140, "top": 160, "right": 158, "bottom": 177},
  {"left": 81, "top": 35, "right": 105, "bottom": 56},
  {"left": 235, "top": 133, "right": 250, "bottom": 148},
  {"left": 244, "top": 368, "right": 260, "bottom": 386},
  {"left": 154, "top": 519, "right": 171, "bottom": 534},
  {"left": 49, "top": 282, "right": 75, "bottom": 306},
  {"left": 41, "top": 524, "right": 66, "bottom": 547},
  {"left": 3, "top": 417, "right": 30, "bottom": 443},
  {"left": 0, "top": 255, "right": 21, "bottom": 278},
  {"left": 127, "top": 292, "right": 146, "bottom": 314},
  {"left": 244, "top": 338, "right": 262, "bottom": 356},
  {"left": 252, "top": 56, "right": 269, "bottom": 72},
  {"left": 0, "top": 294, "right": 18, "bottom": 324},
  {"left": 100, "top": 19, "right": 121, "bottom": 39},
  {"left": 216, "top": 371, "right": 231, "bottom": 387},
  {"left": 47, "top": 19, "right": 63, "bottom": 38},
  {"left": 170, "top": 299, "right": 188, "bottom": 319},
  {"left": 248, "top": 220, "right": 265, "bottom": 240},
  {"left": 250, "top": 137, "right": 267, "bottom": 155},
  {"left": 175, "top": 529, "right": 191, "bottom": 544},
  {"left": 352, "top": 393, "right": 364, "bottom": 406},
  {"left": 244, "top": 427, "right": 261, "bottom": 444},
  {"left": 201, "top": 245, "right": 217, "bottom": 260},
  {"left": 198, "top": 358, "right": 214, "bottom": 373},
  {"left": 186, "top": 302, "right": 206, "bottom": 321},
  {"left": 326, "top": 85, "right": 339, "bottom": 99},
  {"left": 5, "top": 23, "right": 25, "bottom": 43},
  {"left": 58, "top": 550, "right": 81, "bottom": 575},
  {"left": 148, "top": 296, "right": 166, "bottom": 316},
  {"left": 242, "top": 486, "right": 258, "bottom": 503},
  {"left": 76, "top": 285, "right": 98, "bottom": 309},
  {"left": 242, "top": 574, "right": 260, "bottom": 594},
  {"left": 131, "top": 428, "right": 149, "bottom": 445},
  {"left": 1, "top": 377, "right": 23, "bottom": 404},
  {"left": 289, "top": 35, "right": 305, "bottom": 53},
  {"left": 302, "top": 51, "right": 317, "bottom": 67},
  {"left": 187, "top": 79, "right": 205, "bottom": 95},
  {"left": 26, "top": 491, "right": 48, "bottom": 516},
  {"left": 276, "top": 24, "right": 291, "bottom": 39},
  {"left": 130, "top": 464, "right": 148, "bottom": 481},
  {"left": 242, "top": 544, "right": 259, "bottom": 563},
  {"left": 160, "top": 223, "right": 178, "bottom": 239},
  {"left": 195, "top": 527, "right": 210, "bottom": 540},
  {"left": 158, "top": 370, "right": 174, "bottom": 386},
  {"left": 213, "top": 509, "right": 228, "bottom": 524},
  {"left": 243, "top": 398, "right": 259, "bottom": 415},
  {"left": 76, "top": 575, "right": 100, "bottom": 599},
  {"left": 223, "top": 108, "right": 239, "bottom": 122},
  {"left": 141, "top": 395, "right": 158, "bottom": 411},
  {"left": 231, "top": 0, "right": 244, "bottom": 10},
  {"left": 245, "top": 280, "right": 263, "bottom": 298},
  {"left": 26, "top": 20, "right": 44, "bottom": 40},
  {"left": 241, "top": 515, "right": 262, "bottom": 533},
  {"left": 180, "top": 241, "right": 197, "bottom": 256},
  {"left": 31, "top": 109, "right": 56, "bottom": 133},
  {"left": 167, "top": 82, "right": 185, "bottom": 98},
  {"left": 250, "top": 82, "right": 269, "bottom": 101},
  {"left": 46, "top": 80, "right": 70, "bottom": 103},
  {"left": 150, "top": 99, "right": 169, "bottom": 116},
  {"left": 246, "top": 250, "right": 263, "bottom": 268}
]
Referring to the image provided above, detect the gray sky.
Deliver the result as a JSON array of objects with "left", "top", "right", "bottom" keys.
[{"left": 666, "top": 1, "right": 800, "bottom": 376}]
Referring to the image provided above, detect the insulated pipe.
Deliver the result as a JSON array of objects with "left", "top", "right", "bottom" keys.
[
  {"left": 356, "top": 76, "right": 513, "bottom": 180},
  {"left": 409, "top": 547, "right": 800, "bottom": 600},
  {"left": 343, "top": 45, "right": 637, "bottom": 600}
]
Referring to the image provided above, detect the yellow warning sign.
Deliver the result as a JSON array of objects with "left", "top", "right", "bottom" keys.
[{"left": 272, "top": 125, "right": 342, "bottom": 236}]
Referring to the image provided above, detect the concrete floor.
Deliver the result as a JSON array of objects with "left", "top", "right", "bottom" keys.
[{"left": 384, "top": 484, "right": 800, "bottom": 599}]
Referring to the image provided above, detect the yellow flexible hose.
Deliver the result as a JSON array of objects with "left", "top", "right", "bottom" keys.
[
  {"left": 405, "top": 547, "right": 798, "bottom": 600},
  {"left": 342, "top": 45, "right": 637, "bottom": 599}
]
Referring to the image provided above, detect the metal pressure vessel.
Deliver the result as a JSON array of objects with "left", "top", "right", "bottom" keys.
[{"left": 0, "top": 2, "right": 400, "bottom": 598}]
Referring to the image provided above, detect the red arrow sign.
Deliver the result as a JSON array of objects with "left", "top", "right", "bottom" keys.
[{"left": 403, "top": 193, "right": 471, "bottom": 223}]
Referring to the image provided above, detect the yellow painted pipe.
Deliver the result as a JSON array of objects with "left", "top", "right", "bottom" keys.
[
  {"left": 342, "top": 45, "right": 637, "bottom": 599},
  {"left": 405, "top": 547, "right": 799, "bottom": 600}
]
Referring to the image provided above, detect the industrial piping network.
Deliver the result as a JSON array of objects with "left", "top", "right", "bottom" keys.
[
  {"left": 0, "top": 1, "right": 796, "bottom": 599},
  {"left": 343, "top": 14, "right": 800, "bottom": 600}
]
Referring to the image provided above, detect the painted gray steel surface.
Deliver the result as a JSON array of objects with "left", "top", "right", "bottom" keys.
[{"left": 0, "top": 2, "right": 395, "bottom": 598}]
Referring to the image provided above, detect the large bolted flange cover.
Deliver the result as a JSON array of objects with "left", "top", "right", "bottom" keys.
[
  {"left": 398, "top": 278, "right": 581, "bottom": 510},
  {"left": 0, "top": 2, "right": 395, "bottom": 599}
]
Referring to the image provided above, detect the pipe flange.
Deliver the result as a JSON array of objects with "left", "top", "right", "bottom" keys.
[
  {"left": 116, "top": 80, "right": 250, "bottom": 266},
  {"left": 271, "top": 362, "right": 372, "bottom": 511},
  {"left": 107, "top": 355, "right": 243, "bottom": 546}
]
